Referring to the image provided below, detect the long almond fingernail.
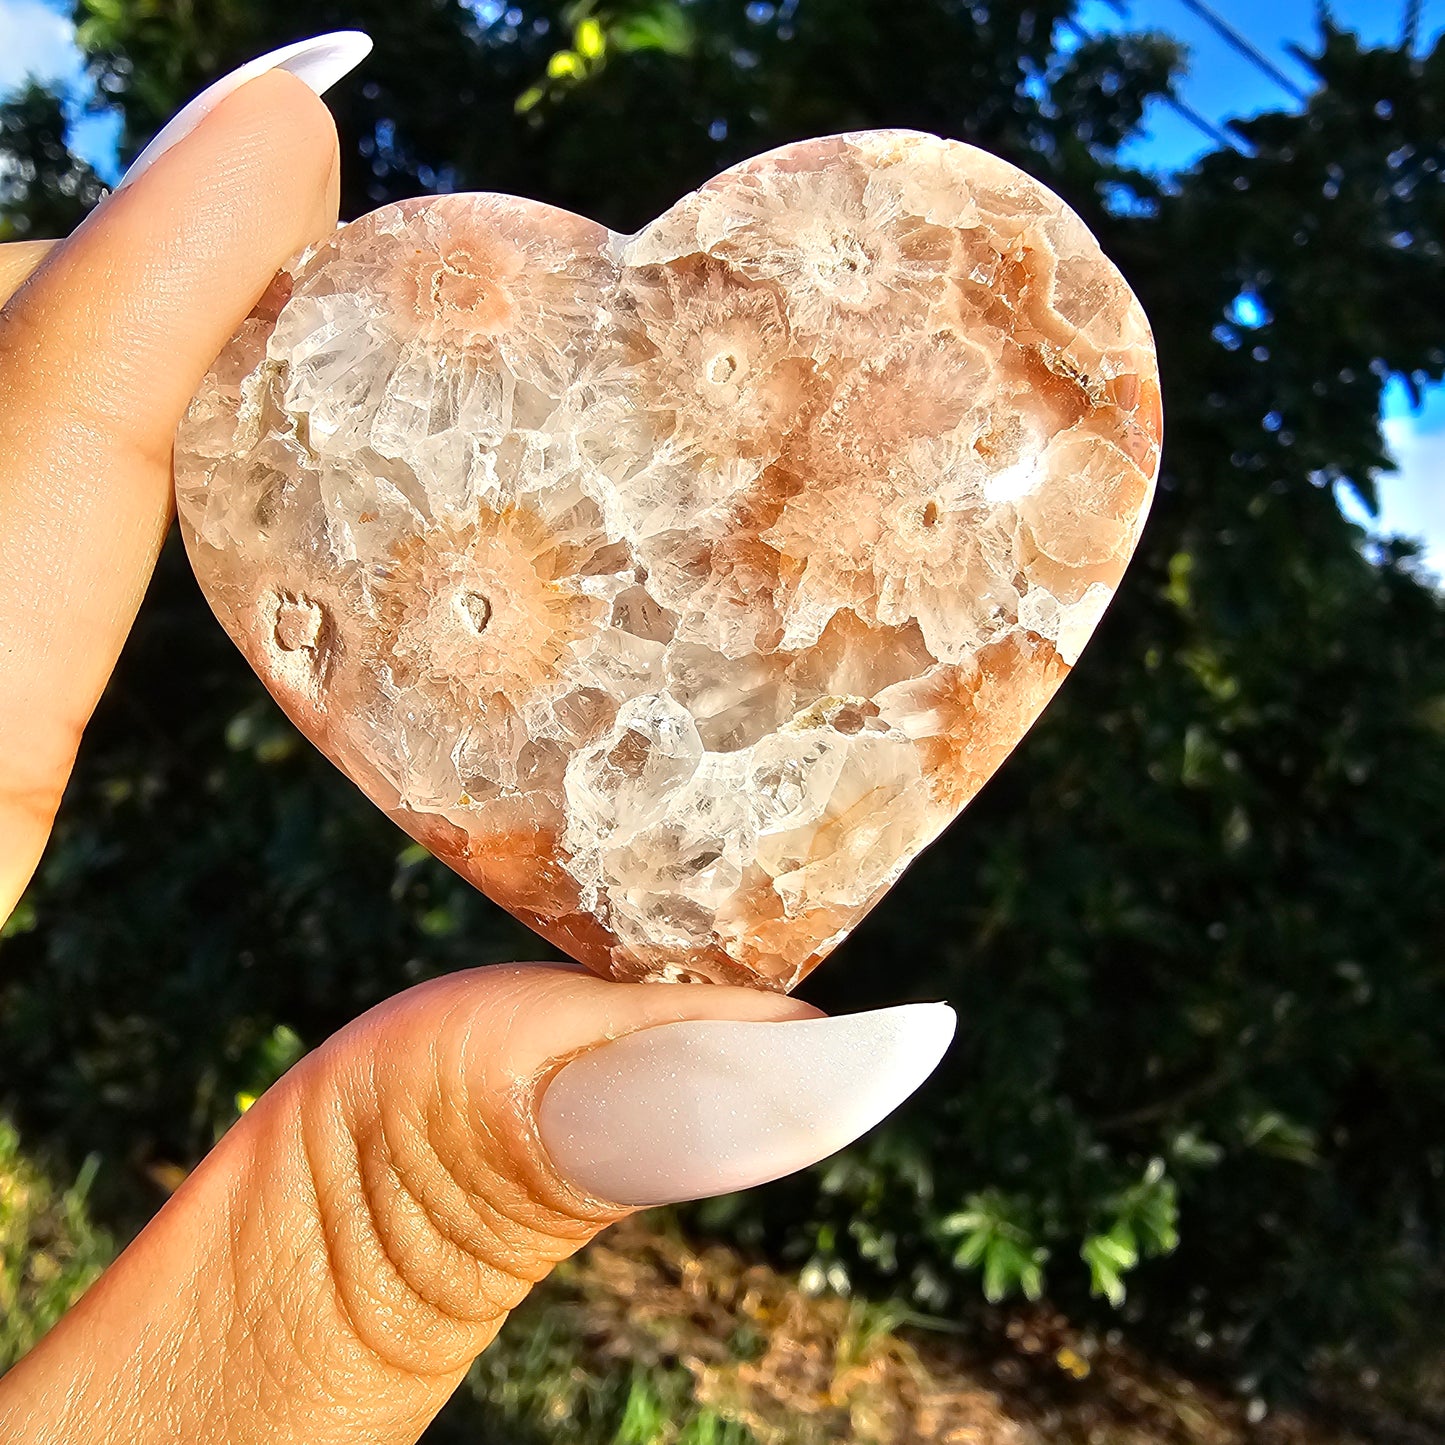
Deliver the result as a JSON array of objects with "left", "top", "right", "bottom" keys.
[
  {"left": 116, "top": 31, "right": 373, "bottom": 189},
  {"left": 538, "top": 1003, "right": 956, "bottom": 1207}
]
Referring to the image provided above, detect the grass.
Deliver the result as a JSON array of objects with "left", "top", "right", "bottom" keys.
[
  {"left": 0, "top": 1118, "right": 114, "bottom": 1371},
  {"left": 0, "top": 1124, "right": 1408, "bottom": 1444}
]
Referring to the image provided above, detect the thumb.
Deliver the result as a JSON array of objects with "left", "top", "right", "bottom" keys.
[{"left": 0, "top": 965, "right": 954, "bottom": 1445}]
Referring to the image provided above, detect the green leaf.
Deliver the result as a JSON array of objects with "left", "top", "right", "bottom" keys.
[
  {"left": 943, "top": 1191, "right": 1049, "bottom": 1302},
  {"left": 1242, "top": 1111, "right": 1320, "bottom": 1166},
  {"left": 1082, "top": 1162, "right": 1180, "bottom": 1306},
  {"left": 612, "top": 4, "right": 695, "bottom": 56},
  {"left": 1165, "top": 550, "right": 1193, "bottom": 611},
  {"left": 1082, "top": 1233, "right": 1131, "bottom": 1307},
  {"left": 256, "top": 1024, "right": 305, "bottom": 1079},
  {"left": 1169, "top": 1128, "right": 1225, "bottom": 1168},
  {"left": 0, "top": 899, "right": 36, "bottom": 940},
  {"left": 546, "top": 50, "right": 585, "bottom": 80},
  {"left": 575, "top": 17, "right": 606, "bottom": 59}
]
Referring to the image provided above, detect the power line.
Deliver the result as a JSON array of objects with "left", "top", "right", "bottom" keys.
[
  {"left": 1153, "top": 92, "right": 1245, "bottom": 154},
  {"left": 1403, "top": 0, "right": 1423, "bottom": 51},
  {"left": 1174, "top": 0, "right": 1310, "bottom": 102},
  {"left": 1057, "top": 12, "right": 1247, "bottom": 154}
]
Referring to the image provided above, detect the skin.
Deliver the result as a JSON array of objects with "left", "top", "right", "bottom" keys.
[{"left": 0, "top": 73, "right": 815, "bottom": 1444}]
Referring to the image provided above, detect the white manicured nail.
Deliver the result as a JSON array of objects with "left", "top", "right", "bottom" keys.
[
  {"left": 538, "top": 1003, "right": 956, "bottom": 1206},
  {"left": 116, "top": 31, "right": 373, "bottom": 189}
]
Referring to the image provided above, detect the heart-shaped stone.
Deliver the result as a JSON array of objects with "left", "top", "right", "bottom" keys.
[{"left": 175, "top": 130, "right": 1160, "bottom": 990}]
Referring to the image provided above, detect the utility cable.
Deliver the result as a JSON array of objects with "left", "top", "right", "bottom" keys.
[
  {"left": 1175, "top": 0, "right": 1310, "bottom": 101},
  {"left": 1403, "top": 0, "right": 1423, "bottom": 51},
  {"left": 1057, "top": 11, "right": 1246, "bottom": 154}
]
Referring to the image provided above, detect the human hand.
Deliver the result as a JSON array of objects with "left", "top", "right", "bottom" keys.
[{"left": 0, "top": 36, "right": 954, "bottom": 1445}]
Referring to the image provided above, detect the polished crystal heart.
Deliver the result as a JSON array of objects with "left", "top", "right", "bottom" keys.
[{"left": 175, "top": 130, "right": 1161, "bottom": 990}]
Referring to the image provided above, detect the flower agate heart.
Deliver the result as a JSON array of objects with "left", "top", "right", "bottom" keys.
[{"left": 174, "top": 130, "right": 1161, "bottom": 990}]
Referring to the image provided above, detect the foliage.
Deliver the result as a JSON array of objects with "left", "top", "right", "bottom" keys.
[
  {"left": 1079, "top": 1158, "right": 1179, "bottom": 1309},
  {"left": 943, "top": 1190, "right": 1051, "bottom": 1305},
  {"left": 0, "top": 83, "right": 104, "bottom": 238},
  {"left": 0, "top": 0, "right": 1442, "bottom": 1410},
  {"left": 0, "top": 1120, "right": 113, "bottom": 1370},
  {"left": 448, "top": 1219, "right": 1391, "bottom": 1445},
  {"left": 461, "top": 1300, "right": 760, "bottom": 1445},
  {"left": 0, "top": 1145, "right": 1405, "bottom": 1445}
]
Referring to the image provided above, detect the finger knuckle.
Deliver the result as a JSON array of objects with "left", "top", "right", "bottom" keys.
[{"left": 298, "top": 1077, "right": 596, "bottom": 1378}]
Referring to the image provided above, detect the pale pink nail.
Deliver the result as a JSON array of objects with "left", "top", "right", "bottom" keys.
[
  {"left": 116, "top": 31, "right": 372, "bottom": 189},
  {"left": 538, "top": 1003, "right": 956, "bottom": 1206}
]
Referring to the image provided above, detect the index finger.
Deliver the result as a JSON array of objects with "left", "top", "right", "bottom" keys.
[{"left": 0, "top": 70, "right": 340, "bottom": 916}]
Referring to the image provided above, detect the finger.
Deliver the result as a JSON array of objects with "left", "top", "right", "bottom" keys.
[
  {"left": 0, "top": 967, "right": 954, "bottom": 1444},
  {"left": 0, "top": 69, "right": 340, "bottom": 917},
  {"left": 0, "top": 240, "right": 57, "bottom": 305}
]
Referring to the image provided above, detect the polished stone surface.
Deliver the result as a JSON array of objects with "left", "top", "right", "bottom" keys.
[{"left": 176, "top": 130, "right": 1161, "bottom": 989}]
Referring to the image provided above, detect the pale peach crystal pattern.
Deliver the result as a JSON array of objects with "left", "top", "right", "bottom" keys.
[{"left": 174, "top": 129, "right": 1161, "bottom": 991}]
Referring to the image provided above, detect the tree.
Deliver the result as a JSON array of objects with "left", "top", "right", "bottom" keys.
[
  {"left": 2, "top": 0, "right": 1441, "bottom": 1405},
  {"left": 0, "top": 82, "right": 103, "bottom": 238}
]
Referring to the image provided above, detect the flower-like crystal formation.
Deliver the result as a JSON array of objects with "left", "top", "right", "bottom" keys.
[
  {"left": 175, "top": 130, "right": 1161, "bottom": 991},
  {"left": 373, "top": 507, "right": 604, "bottom": 713}
]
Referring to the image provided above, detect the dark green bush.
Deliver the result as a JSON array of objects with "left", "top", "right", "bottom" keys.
[{"left": 1, "top": 0, "right": 1442, "bottom": 1403}]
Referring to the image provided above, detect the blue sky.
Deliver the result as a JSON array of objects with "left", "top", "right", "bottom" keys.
[
  {"left": 1082, "top": 0, "right": 1445, "bottom": 171},
  {"left": 1082, "top": 0, "right": 1445, "bottom": 574},
  {"left": 0, "top": 0, "right": 1440, "bottom": 572},
  {"left": 0, "top": 0, "right": 120, "bottom": 176}
]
